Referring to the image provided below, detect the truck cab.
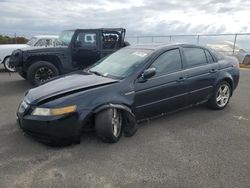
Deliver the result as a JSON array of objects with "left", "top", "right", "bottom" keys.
[{"left": 10, "top": 28, "right": 128, "bottom": 85}]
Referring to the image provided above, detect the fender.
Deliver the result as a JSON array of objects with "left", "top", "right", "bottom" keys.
[
  {"left": 94, "top": 103, "right": 133, "bottom": 115},
  {"left": 215, "top": 71, "right": 234, "bottom": 95},
  {"left": 94, "top": 103, "right": 137, "bottom": 137}
]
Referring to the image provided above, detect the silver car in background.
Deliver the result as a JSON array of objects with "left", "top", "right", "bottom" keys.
[{"left": 0, "top": 35, "right": 58, "bottom": 72}]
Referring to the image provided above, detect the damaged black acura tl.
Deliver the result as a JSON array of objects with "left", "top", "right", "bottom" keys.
[{"left": 16, "top": 44, "right": 239, "bottom": 144}]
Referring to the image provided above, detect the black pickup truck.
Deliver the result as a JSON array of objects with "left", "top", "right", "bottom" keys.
[{"left": 10, "top": 28, "right": 129, "bottom": 85}]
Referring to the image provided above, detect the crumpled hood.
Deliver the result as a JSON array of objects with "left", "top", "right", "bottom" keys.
[{"left": 25, "top": 72, "right": 118, "bottom": 105}]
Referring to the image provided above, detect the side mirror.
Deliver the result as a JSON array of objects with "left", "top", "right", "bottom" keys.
[{"left": 138, "top": 67, "right": 156, "bottom": 82}]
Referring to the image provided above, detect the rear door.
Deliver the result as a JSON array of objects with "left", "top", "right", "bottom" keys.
[
  {"left": 182, "top": 47, "right": 219, "bottom": 105},
  {"left": 72, "top": 30, "right": 101, "bottom": 68},
  {"left": 134, "top": 48, "right": 188, "bottom": 120}
]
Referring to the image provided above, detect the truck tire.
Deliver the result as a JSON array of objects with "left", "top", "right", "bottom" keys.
[
  {"left": 27, "top": 61, "right": 59, "bottom": 85},
  {"left": 3, "top": 56, "right": 16, "bottom": 72},
  {"left": 95, "top": 108, "right": 123, "bottom": 143}
]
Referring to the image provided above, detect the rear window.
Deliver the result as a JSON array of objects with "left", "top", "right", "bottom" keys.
[{"left": 209, "top": 48, "right": 225, "bottom": 61}]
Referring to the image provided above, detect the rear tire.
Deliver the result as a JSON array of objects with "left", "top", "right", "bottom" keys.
[
  {"left": 95, "top": 108, "right": 123, "bottom": 143},
  {"left": 3, "top": 56, "right": 16, "bottom": 72},
  {"left": 27, "top": 61, "right": 59, "bottom": 85},
  {"left": 207, "top": 81, "right": 231, "bottom": 110}
]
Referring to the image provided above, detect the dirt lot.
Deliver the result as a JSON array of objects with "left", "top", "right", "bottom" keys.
[{"left": 0, "top": 66, "right": 249, "bottom": 188}]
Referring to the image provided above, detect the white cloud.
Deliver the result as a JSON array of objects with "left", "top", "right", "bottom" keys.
[{"left": 0, "top": 0, "right": 249, "bottom": 36}]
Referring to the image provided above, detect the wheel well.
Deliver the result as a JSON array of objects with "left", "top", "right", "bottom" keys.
[
  {"left": 221, "top": 78, "right": 233, "bottom": 96},
  {"left": 3, "top": 56, "right": 10, "bottom": 63},
  {"left": 79, "top": 108, "right": 130, "bottom": 131},
  {"left": 92, "top": 104, "right": 135, "bottom": 126},
  {"left": 26, "top": 56, "right": 62, "bottom": 73}
]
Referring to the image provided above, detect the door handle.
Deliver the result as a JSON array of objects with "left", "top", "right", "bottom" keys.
[
  {"left": 178, "top": 77, "right": 186, "bottom": 82},
  {"left": 209, "top": 69, "right": 218, "bottom": 73}
]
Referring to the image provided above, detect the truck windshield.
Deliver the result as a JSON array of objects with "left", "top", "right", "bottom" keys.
[
  {"left": 26, "top": 37, "right": 37, "bottom": 46},
  {"left": 58, "top": 31, "right": 74, "bottom": 46},
  {"left": 88, "top": 48, "right": 153, "bottom": 79}
]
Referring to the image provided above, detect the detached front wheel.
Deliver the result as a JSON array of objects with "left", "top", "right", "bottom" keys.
[
  {"left": 27, "top": 61, "right": 59, "bottom": 85},
  {"left": 3, "top": 56, "right": 16, "bottom": 72},
  {"left": 95, "top": 108, "right": 123, "bottom": 143}
]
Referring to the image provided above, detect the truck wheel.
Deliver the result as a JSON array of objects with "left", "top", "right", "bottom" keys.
[
  {"left": 95, "top": 108, "right": 123, "bottom": 143},
  {"left": 27, "top": 61, "right": 59, "bottom": 85},
  {"left": 3, "top": 56, "right": 16, "bottom": 72},
  {"left": 207, "top": 81, "right": 231, "bottom": 110}
]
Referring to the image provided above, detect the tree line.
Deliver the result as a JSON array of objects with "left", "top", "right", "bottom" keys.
[{"left": 0, "top": 35, "right": 28, "bottom": 44}]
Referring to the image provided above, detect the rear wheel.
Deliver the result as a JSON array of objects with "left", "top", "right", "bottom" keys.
[
  {"left": 27, "top": 61, "right": 59, "bottom": 85},
  {"left": 207, "top": 81, "right": 231, "bottom": 110},
  {"left": 95, "top": 108, "right": 123, "bottom": 143},
  {"left": 3, "top": 56, "right": 16, "bottom": 72}
]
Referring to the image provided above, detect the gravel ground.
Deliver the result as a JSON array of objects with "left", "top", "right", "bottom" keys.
[{"left": 0, "top": 65, "right": 249, "bottom": 188}]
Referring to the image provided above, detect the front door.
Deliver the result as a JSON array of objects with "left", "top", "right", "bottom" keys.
[
  {"left": 72, "top": 31, "right": 101, "bottom": 69},
  {"left": 134, "top": 48, "right": 188, "bottom": 120}
]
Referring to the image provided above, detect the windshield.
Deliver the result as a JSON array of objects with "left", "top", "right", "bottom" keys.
[
  {"left": 26, "top": 37, "right": 37, "bottom": 46},
  {"left": 57, "top": 30, "right": 74, "bottom": 46},
  {"left": 89, "top": 48, "right": 153, "bottom": 79}
]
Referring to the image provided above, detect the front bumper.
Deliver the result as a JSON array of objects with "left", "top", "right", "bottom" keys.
[{"left": 17, "top": 113, "right": 81, "bottom": 143}]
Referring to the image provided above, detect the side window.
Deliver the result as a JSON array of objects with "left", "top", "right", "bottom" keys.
[
  {"left": 102, "top": 32, "right": 120, "bottom": 49},
  {"left": 35, "top": 39, "right": 52, "bottom": 47},
  {"left": 183, "top": 47, "right": 207, "bottom": 67},
  {"left": 150, "top": 49, "right": 182, "bottom": 76},
  {"left": 205, "top": 50, "right": 214, "bottom": 63},
  {"left": 76, "top": 32, "right": 97, "bottom": 48}
]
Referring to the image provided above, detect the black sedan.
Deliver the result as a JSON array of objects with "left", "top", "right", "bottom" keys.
[{"left": 16, "top": 44, "right": 240, "bottom": 144}]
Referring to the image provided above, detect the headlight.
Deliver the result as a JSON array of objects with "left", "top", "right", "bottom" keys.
[{"left": 32, "top": 105, "right": 77, "bottom": 116}]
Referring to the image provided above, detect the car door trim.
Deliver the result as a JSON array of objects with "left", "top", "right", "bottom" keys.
[
  {"left": 189, "top": 86, "right": 213, "bottom": 94},
  {"left": 136, "top": 92, "right": 188, "bottom": 109}
]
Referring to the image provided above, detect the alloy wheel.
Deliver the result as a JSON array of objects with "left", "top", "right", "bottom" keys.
[
  {"left": 216, "top": 84, "right": 230, "bottom": 107},
  {"left": 111, "top": 108, "right": 122, "bottom": 137}
]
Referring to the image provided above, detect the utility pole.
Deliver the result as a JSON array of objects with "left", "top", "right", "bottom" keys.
[{"left": 14, "top": 32, "right": 17, "bottom": 44}]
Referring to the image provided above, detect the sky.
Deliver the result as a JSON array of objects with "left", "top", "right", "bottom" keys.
[{"left": 0, "top": 0, "right": 250, "bottom": 37}]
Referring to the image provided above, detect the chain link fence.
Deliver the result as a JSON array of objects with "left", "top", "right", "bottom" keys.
[{"left": 126, "top": 33, "right": 250, "bottom": 55}]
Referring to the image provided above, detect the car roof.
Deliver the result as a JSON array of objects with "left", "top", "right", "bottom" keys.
[
  {"left": 33, "top": 35, "right": 58, "bottom": 39},
  {"left": 127, "top": 43, "right": 210, "bottom": 51}
]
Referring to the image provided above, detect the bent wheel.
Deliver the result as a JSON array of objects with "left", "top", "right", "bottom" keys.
[{"left": 95, "top": 108, "right": 123, "bottom": 143}]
